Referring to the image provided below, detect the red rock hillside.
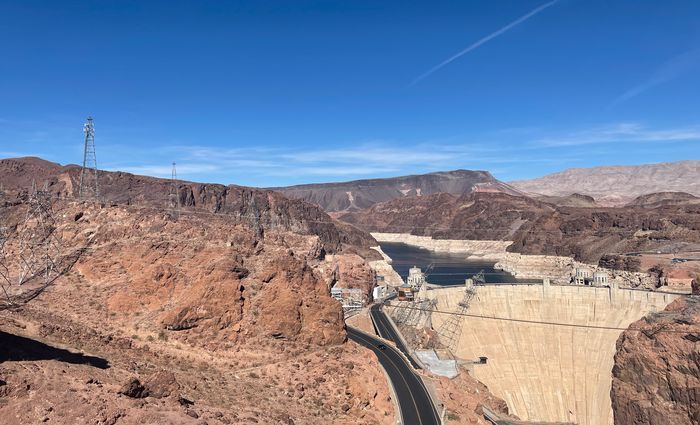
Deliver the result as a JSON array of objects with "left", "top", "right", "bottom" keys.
[{"left": 611, "top": 296, "right": 700, "bottom": 424}]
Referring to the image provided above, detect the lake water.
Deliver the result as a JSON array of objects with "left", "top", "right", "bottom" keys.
[{"left": 379, "top": 242, "right": 533, "bottom": 285}]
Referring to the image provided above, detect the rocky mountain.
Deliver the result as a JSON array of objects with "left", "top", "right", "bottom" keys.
[
  {"left": 0, "top": 157, "right": 403, "bottom": 424},
  {"left": 339, "top": 191, "right": 700, "bottom": 264},
  {"left": 0, "top": 157, "right": 377, "bottom": 257},
  {"left": 611, "top": 295, "right": 700, "bottom": 424},
  {"left": 510, "top": 160, "right": 700, "bottom": 206},
  {"left": 534, "top": 193, "right": 597, "bottom": 208},
  {"left": 272, "top": 169, "right": 521, "bottom": 212}
]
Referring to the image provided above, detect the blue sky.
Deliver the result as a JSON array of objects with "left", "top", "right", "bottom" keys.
[{"left": 1, "top": 0, "right": 699, "bottom": 186}]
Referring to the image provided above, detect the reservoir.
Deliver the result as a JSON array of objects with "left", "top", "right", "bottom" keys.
[{"left": 379, "top": 242, "right": 530, "bottom": 285}]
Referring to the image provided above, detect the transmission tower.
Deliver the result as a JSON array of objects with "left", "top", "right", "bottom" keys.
[
  {"left": 168, "top": 162, "right": 181, "bottom": 219},
  {"left": 0, "top": 221, "right": 11, "bottom": 302},
  {"left": 436, "top": 282, "right": 476, "bottom": 351},
  {"left": 78, "top": 117, "right": 100, "bottom": 200},
  {"left": 16, "top": 182, "right": 63, "bottom": 286}
]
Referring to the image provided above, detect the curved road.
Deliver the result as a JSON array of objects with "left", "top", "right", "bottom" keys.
[
  {"left": 347, "top": 326, "right": 440, "bottom": 425},
  {"left": 369, "top": 303, "right": 421, "bottom": 369}
]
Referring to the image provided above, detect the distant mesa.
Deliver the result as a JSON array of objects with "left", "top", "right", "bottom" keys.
[
  {"left": 625, "top": 191, "right": 700, "bottom": 208},
  {"left": 272, "top": 169, "right": 524, "bottom": 212}
]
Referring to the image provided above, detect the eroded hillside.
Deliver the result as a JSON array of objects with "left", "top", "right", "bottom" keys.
[
  {"left": 0, "top": 197, "right": 394, "bottom": 424},
  {"left": 339, "top": 191, "right": 700, "bottom": 264}
]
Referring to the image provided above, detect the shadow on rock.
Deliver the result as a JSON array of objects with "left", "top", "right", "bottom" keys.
[{"left": 0, "top": 331, "right": 109, "bottom": 369}]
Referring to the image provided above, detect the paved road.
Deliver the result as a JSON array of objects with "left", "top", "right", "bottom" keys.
[
  {"left": 347, "top": 326, "right": 440, "bottom": 425},
  {"left": 369, "top": 303, "right": 421, "bottom": 369}
]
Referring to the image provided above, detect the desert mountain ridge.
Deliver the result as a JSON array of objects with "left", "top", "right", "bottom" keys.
[
  {"left": 273, "top": 159, "right": 700, "bottom": 211},
  {"left": 272, "top": 169, "right": 524, "bottom": 212},
  {"left": 510, "top": 160, "right": 700, "bottom": 206}
]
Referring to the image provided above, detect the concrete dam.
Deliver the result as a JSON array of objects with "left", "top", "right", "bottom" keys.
[{"left": 426, "top": 284, "right": 678, "bottom": 424}]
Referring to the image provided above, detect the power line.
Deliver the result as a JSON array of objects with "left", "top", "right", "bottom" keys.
[{"left": 387, "top": 302, "right": 699, "bottom": 333}]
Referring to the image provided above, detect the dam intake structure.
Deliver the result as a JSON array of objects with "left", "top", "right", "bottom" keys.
[{"left": 425, "top": 283, "right": 678, "bottom": 424}]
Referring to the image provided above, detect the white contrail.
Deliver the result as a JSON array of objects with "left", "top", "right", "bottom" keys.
[{"left": 411, "top": 0, "right": 559, "bottom": 86}]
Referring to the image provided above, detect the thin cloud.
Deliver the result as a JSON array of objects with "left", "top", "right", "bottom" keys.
[
  {"left": 93, "top": 122, "right": 699, "bottom": 185},
  {"left": 612, "top": 48, "right": 700, "bottom": 106},
  {"left": 411, "top": 0, "right": 558, "bottom": 85},
  {"left": 111, "top": 163, "right": 221, "bottom": 177},
  {"left": 534, "top": 123, "right": 700, "bottom": 147}
]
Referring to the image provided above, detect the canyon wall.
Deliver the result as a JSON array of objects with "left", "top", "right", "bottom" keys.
[{"left": 611, "top": 296, "right": 700, "bottom": 425}]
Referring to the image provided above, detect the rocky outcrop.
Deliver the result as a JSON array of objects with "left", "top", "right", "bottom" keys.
[
  {"left": 317, "top": 253, "right": 376, "bottom": 302},
  {"left": 611, "top": 297, "right": 700, "bottom": 424}
]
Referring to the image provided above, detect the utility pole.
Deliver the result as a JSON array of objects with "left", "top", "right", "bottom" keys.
[
  {"left": 78, "top": 117, "right": 100, "bottom": 200},
  {"left": 168, "top": 162, "right": 180, "bottom": 219}
]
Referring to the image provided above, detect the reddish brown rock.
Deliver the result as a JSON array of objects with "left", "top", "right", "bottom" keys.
[
  {"left": 611, "top": 297, "right": 700, "bottom": 424},
  {"left": 143, "top": 371, "right": 180, "bottom": 398}
]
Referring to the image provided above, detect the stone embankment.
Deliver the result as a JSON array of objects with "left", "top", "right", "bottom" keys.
[{"left": 371, "top": 232, "right": 511, "bottom": 260}]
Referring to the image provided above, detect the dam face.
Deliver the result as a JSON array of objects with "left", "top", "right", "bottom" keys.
[{"left": 427, "top": 284, "right": 678, "bottom": 425}]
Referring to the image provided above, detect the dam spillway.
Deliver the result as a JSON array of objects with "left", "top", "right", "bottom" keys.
[{"left": 426, "top": 284, "right": 678, "bottom": 424}]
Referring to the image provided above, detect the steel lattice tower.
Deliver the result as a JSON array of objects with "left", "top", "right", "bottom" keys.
[
  {"left": 16, "top": 182, "right": 63, "bottom": 286},
  {"left": 168, "top": 162, "right": 181, "bottom": 219},
  {"left": 0, "top": 219, "right": 11, "bottom": 300},
  {"left": 436, "top": 285, "right": 476, "bottom": 351},
  {"left": 78, "top": 117, "right": 100, "bottom": 200}
]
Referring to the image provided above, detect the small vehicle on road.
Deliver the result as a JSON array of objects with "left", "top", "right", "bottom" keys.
[{"left": 377, "top": 344, "right": 387, "bottom": 350}]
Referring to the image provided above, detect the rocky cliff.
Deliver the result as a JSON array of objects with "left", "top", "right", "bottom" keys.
[
  {"left": 611, "top": 296, "right": 700, "bottom": 424},
  {"left": 0, "top": 157, "right": 377, "bottom": 257}
]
